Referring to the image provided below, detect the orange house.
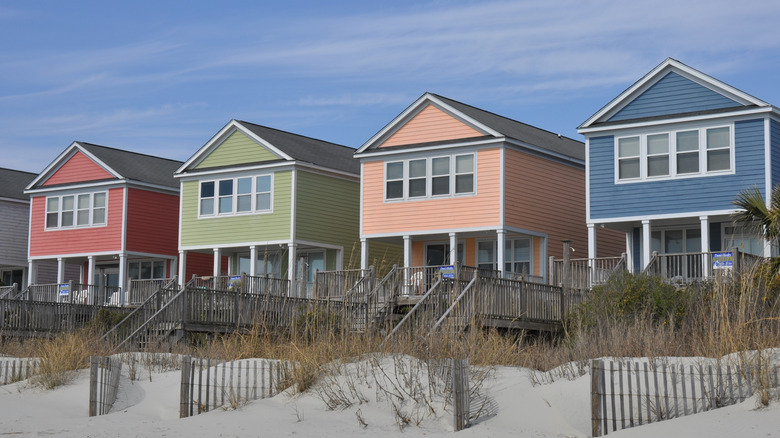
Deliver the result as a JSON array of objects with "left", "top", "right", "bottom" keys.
[{"left": 355, "top": 93, "right": 623, "bottom": 281}]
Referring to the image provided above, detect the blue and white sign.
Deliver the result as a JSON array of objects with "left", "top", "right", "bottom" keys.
[
  {"left": 228, "top": 275, "right": 242, "bottom": 288},
  {"left": 58, "top": 284, "right": 70, "bottom": 296},
  {"left": 712, "top": 252, "right": 734, "bottom": 269},
  {"left": 439, "top": 265, "right": 455, "bottom": 279}
]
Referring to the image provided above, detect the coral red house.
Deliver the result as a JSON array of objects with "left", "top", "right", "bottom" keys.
[{"left": 24, "top": 142, "right": 208, "bottom": 303}]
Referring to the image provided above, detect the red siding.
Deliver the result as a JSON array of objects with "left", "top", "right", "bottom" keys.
[
  {"left": 43, "top": 151, "right": 114, "bottom": 186},
  {"left": 126, "top": 188, "right": 179, "bottom": 256},
  {"left": 185, "top": 253, "right": 223, "bottom": 279},
  {"left": 29, "top": 188, "right": 124, "bottom": 256}
]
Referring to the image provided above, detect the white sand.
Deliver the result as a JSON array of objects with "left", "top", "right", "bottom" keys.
[{"left": 1, "top": 355, "right": 779, "bottom": 437}]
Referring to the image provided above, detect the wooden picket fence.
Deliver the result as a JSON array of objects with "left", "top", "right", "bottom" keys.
[
  {"left": 451, "top": 358, "right": 470, "bottom": 431},
  {"left": 591, "top": 358, "right": 780, "bottom": 436},
  {"left": 89, "top": 356, "right": 123, "bottom": 416},
  {"left": 0, "top": 357, "right": 39, "bottom": 384},
  {"left": 179, "top": 356, "right": 288, "bottom": 417}
]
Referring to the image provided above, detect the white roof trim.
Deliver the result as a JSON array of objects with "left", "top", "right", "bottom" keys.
[
  {"left": 355, "top": 92, "right": 500, "bottom": 154},
  {"left": 25, "top": 141, "right": 121, "bottom": 190},
  {"left": 579, "top": 58, "right": 769, "bottom": 129},
  {"left": 175, "top": 120, "right": 292, "bottom": 174}
]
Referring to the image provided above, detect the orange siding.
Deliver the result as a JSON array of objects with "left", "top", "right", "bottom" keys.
[
  {"left": 412, "top": 242, "right": 424, "bottom": 266},
  {"left": 126, "top": 188, "right": 179, "bottom": 256},
  {"left": 362, "top": 148, "right": 501, "bottom": 235},
  {"left": 379, "top": 104, "right": 482, "bottom": 148},
  {"left": 29, "top": 188, "right": 124, "bottom": 256},
  {"left": 43, "top": 151, "right": 113, "bottom": 186},
  {"left": 504, "top": 149, "right": 623, "bottom": 259}
]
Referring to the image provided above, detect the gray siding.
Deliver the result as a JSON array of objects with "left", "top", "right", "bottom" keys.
[
  {"left": 0, "top": 200, "right": 30, "bottom": 268},
  {"left": 609, "top": 72, "right": 741, "bottom": 122},
  {"left": 589, "top": 119, "right": 766, "bottom": 220}
]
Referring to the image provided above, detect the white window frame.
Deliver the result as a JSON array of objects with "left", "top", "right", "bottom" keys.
[
  {"left": 476, "top": 238, "right": 534, "bottom": 275},
  {"left": 384, "top": 153, "right": 477, "bottom": 201},
  {"left": 614, "top": 124, "right": 734, "bottom": 183},
  {"left": 198, "top": 174, "right": 274, "bottom": 218},
  {"left": 128, "top": 260, "right": 167, "bottom": 280},
  {"left": 44, "top": 191, "right": 108, "bottom": 230}
]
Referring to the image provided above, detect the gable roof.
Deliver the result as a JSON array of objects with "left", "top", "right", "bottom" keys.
[
  {"left": 27, "top": 142, "right": 182, "bottom": 191},
  {"left": 579, "top": 58, "right": 772, "bottom": 130},
  {"left": 177, "top": 120, "right": 358, "bottom": 176},
  {"left": 356, "top": 92, "right": 584, "bottom": 161},
  {"left": 0, "top": 167, "right": 37, "bottom": 201}
]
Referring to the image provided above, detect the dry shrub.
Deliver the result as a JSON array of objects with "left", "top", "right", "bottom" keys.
[{"left": 31, "top": 330, "right": 109, "bottom": 389}]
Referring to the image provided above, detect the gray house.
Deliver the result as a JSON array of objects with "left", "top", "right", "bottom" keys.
[{"left": 0, "top": 167, "right": 36, "bottom": 287}]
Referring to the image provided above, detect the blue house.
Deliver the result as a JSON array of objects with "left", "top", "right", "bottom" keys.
[{"left": 578, "top": 58, "right": 779, "bottom": 279}]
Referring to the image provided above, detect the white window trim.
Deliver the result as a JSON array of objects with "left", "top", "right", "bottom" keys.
[
  {"left": 44, "top": 191, "right": 108, "bottom": 230},
  {"left": 475, "top": 237, "right": 534, "bottom": 274},
  {"left": 198, "top": 174, "right": 274, "bottom": 218},
  {"left": 384, "top": 153, "right": 477, "bottom": 202},
  {"left": 614, "top": 123, "right": 735, "bottom": 183},
  {"left": 128, "top": 259, "right": 168, "bottom": 280}
]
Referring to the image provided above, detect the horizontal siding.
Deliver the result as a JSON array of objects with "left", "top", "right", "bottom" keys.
[
  {"left": 379, "top": 104, "right": 482, "bottom": 148},
  {"left": 195, "top": 130, "right": 279, "bottom": 169},
  {"left": 43, "top": 151, "right": 114, "bottom": 186},
  {"left": 609, "top": 72, "right": 741, "bottom": 122},
  {"left": 362, "top": 148, "right": 501, "bottom": 235},
  {"left": 0, "top": 200, "right": 30, "bottom": 267},
  {"left": 589, "top": 119, "right": 766, "bottom": 220},
  {"left": 772, "top": 119, "right": 780, "bottom": 189},
  {"left": 504, "top": 149, "right": 623, "bottom": 258},
  {"left": 125, "top": 188, "right": 179, "bottom": 256},
  {"left": 179, "top": 170, "right": 292, "bottom": 247},
  {"left": 295, "top": 171, "right": 359, "bottom": 249},
  {"left": 29, "top": 188, "right": 124, "bottom": 256}
]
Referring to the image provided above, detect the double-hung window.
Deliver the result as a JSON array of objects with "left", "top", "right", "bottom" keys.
[
  {"left": 384, "top": 153, "right": 476, "bottom": 201},
  {"left": 128, "top": 260, "right": 167, "bottom": 280},
  {"left": 45, "top": 191, "right": 107, "bottom": 230},
  {"left": 616, "top": 125, "right": 732, "bottom": 182},
  {"left": 199, "top": 175, "right": 273, "bottom": 217}
]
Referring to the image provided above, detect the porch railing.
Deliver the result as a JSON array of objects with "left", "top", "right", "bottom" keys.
[
  {"left": 127, "top": 278, "right": 175, "bottom": 305},
  {"left": 314, "top": 267, "right": 375, "bottom": 300},
  {"left": 643, "top": 249, "right": 763, "bottom": 283},
  {"left": 190, "top": 274, "right": 291, "bottom": 296},
  {"left": 549, "top": 255, "right": 627, "bottom": 291}
]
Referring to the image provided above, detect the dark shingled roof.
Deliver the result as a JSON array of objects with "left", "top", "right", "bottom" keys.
[
  {"left": 0, "top": 167, "right": 37, "bottom": 200},
  {"left": 40, "top": 142, "right": 183, "bottom": 189},
  {"left": 429, "top": 94, "right": 585, "bottom": 161},
  {"left": 237, "top": 121, "right": 359, "bottom": 175}
]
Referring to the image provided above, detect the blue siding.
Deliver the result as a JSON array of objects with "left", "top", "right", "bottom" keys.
[
  {"left": 589, "top": 119, "right": 766, "bottom": 220},
  {"left": 772, "top": 119, "right": 780, "bottom": 189},
  {"left": 609, "top": 72, "right": 742, "bottom": 122}
]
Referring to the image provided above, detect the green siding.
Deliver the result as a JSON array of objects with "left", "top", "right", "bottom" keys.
[
  {"left": 366, "top": 241, "right": 403, "bottom": 275},
  {"left": 295, "top": 171, "right": 360, "bottom": 253},
  {"left": 180, "top": 170, "right": 292, "bottom": 247},
  {"left": 195, "top": 130, "right": 281, "bottom": 169}
]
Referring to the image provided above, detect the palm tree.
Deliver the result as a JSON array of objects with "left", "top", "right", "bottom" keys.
[{"left": 732, "top": 185, "right": 780, "bottom": 251}]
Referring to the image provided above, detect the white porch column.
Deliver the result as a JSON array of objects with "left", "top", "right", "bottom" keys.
[
  {"left": 118, "top": 253, "right": 127, "bottom": 306},
  {"left": 449, "top": 232, "right": 458, "bottom": 265},
  {"left": 28, "top": 260, "right": 35, "bottom": 285},
  {"left": 249, "top": 246, "right": 257, "bottom": 276},
  {"left": 288, "top": 243, "right": 297, "bottom": 297},
  {"left": 700, "top": 215, "right": 710, "bottom": 278},
  {"left": 57, "top": 257, "right": 65, "bottom": 284},
  {"left": 403, "top": 236, "right": 412, "bottom": 268},
  {"left": 178, "top": 251, "right": 187, "bottom": 286},
  {"left": 87, "top": 256, "right": 96, "bottom": 286},
  {"left": 642, "top": 220, "right": 651, "bottom": 270},
  {"left": 625, "top": 232, "right": 634, "bottom": 274},
  {"left": 587, "top": 224, "right": 597, "bottom": 259},
  {"left": 360, "top": 238, "right": 369, "bottom": 270},
  {"left": 496, "top": 229, "right": 506, "bottom": 274},
  {"left": 213, "top": 248, "right": 221, "bottom": 277}
]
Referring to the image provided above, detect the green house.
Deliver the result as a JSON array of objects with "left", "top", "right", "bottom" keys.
[{"left": 175, "top": 120, "right": 364, "bottom": 295}]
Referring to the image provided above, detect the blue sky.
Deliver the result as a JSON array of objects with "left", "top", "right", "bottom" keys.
[{"left": 2, "top": 0, "right": 780, "bottom": 173}]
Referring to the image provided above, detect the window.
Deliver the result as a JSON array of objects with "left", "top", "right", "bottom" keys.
[
  {"left": 616, "top": 125, "right": 732, "bottom": 182},
  {"left": 384, "top": 153, "right": 476, "bottom": 201},
  {"left": 128, "top": 260, "right": 167, "bottom": 280},
  {"left": 618, "top": 137, "right": 640, "bottom": 179},
  {"left": 505, "top": 239, "right": 531, "bottom": 275},
  {"left": 646, "top": 134, "right": 669, "bottom": 177},
  {"left": 477, "top": 241, "right": 495, "bottom": 271},
  {"left": 724, "top": 226, "right": 763, "bottom": 256},
  {"left": 199, "top": 174, "right": 273, "bottom": 217},
  {"left": 45, "top": 192, "right": 107, "bottom": 230}
]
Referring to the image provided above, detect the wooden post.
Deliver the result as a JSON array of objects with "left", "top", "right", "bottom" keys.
[
  {"left": 548, "top": 255, "right": 555, "bottom": 286},
  {"left": 591, "top": 359, "right": 603, "bottom": 437},
  {"left": 180, "top": 356, "right": 191, "bottom": 418},
  {"left": 89, "top": 357, "right": 98, "bottom": 417}
]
